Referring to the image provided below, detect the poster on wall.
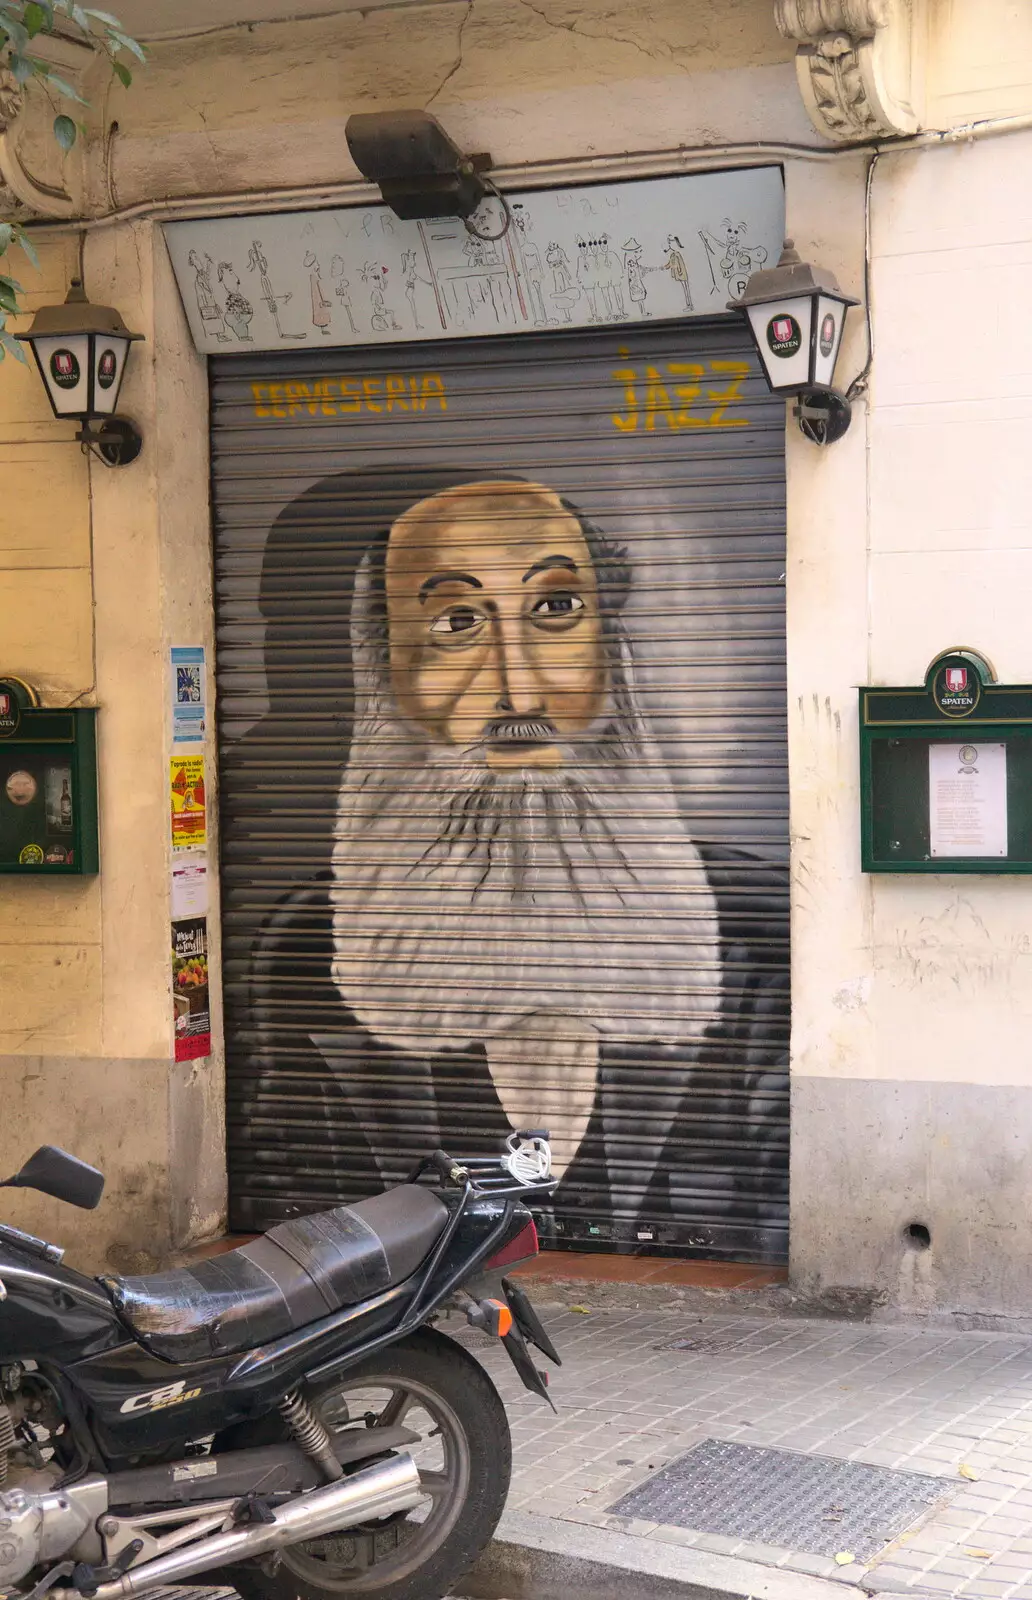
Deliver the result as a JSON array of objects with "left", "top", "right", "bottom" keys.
[
  {"left": 164, "top": 165, "right": 785, "bottom": 355},
  {"left": 171, "top": 646, "right": 206, "bottom": 743},
  {"left": 170, "top": 756, "right": 206, "bottom": 849},
  {"left": 172, "top": 915, "right": 211, "bottom": 1061}
]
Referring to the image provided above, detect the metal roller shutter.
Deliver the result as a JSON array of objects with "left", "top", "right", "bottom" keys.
[{"left": 211, "top": 318, "right": 789, "bottom": 1261}]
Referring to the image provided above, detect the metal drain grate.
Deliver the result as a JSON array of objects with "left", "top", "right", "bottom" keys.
[{"left": 609, "top": 1439, "right": 957, "bottom": 1562}]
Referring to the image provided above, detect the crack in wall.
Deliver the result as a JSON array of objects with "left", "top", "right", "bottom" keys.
[
  {"left": 425, "top": 0, "right": 474, "bottom": 108},
  {"left": 515, "top": 0, "right": 686, "bottom": 73}
]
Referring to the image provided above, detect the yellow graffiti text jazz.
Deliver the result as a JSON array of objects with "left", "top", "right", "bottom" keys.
[
  {"left": 252, "top": 374, "right": 447, "bottom": 420},
  {"left": 611, "top": 359, "right": 750, "bottom": 432}
]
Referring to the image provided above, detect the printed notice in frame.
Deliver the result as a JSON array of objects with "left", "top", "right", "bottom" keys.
[
  {"left": 172, "top": 646, "right": 206, "bottom": 744},
  {"left": 929, "top": 741, "right": 1008, "bottom": 858}
]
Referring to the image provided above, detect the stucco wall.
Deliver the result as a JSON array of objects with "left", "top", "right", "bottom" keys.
[
  {"left": 790, "top": 125, "right": 1032, "bottom": 1318},
  {"left": 0, "top": 227, "right": 224, "bottom": 1271}
]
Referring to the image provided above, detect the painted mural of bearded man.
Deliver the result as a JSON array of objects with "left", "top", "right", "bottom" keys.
[
  {"left": 238, "top": 467, "right": 789, "bottom": 1246},
  {"left": 329, "top": 478, "right": 720, "bottom": 1181}
]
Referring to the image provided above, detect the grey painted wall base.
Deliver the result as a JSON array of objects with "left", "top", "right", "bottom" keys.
[{"left": 791, "top": 1076, "right": 1032, "bottom": 1320}]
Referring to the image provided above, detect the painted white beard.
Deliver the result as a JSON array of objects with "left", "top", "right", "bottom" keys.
[{"left": 330, "top": 564, "right": 720, "bottom": 1055}]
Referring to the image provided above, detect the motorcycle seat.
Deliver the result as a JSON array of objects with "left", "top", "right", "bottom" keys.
[{"left": 100, "top": 1185, "right": 449, "bottom": 1364}]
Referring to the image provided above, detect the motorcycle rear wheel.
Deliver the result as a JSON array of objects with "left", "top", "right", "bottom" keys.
[{"left": 222, "top": 1327, "right": 512, "bottom": 1600}]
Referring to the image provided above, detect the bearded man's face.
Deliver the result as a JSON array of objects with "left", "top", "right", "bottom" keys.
[{"left": 385, "top": 481, "right": 608, "bottom": 770}]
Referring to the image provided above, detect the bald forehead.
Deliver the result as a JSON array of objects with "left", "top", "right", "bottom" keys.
[{"left": 386, "top": 483, "right": 592, "bottom": 575}]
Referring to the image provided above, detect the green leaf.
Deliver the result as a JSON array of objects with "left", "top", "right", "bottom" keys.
[
  {"left": 24, "top": 2, "right": 51, "bottom": 38},
  {"left": 0, "top": 273, "right": 23, "bottom": 294},
  {"left": 0, "top": 222, "right": 14, "bottom": 253},
  {"left": 9, "top": 52, "right": 36, "bottom": 83},
  {"left": 0, "top": 284, "right": 19, "bottom": 313},
  {"left": 53, "top": 112, "right": 76, "bottom": 149},
  {"left": 1, "top": 15, "right": 29, "bottom": 50},
  {"left": 112, "top": 57, "right": 130, "bottom": 87},
  {"left": 40, "top": 69, "right": 87, "bottom": 102},
  {"left": 109, "top": 27, "right": 145, "bottom": 60},
  {"left": 0, "top": 329, "right": 28, "bottom": 364},
  {"left": 16, "top": 231, "right": 40, "bottom": 270}
]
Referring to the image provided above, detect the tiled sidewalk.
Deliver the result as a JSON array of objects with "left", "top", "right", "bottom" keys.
[{"left": 452, "top": 1304, "right": 1032, "bottom": 1598}]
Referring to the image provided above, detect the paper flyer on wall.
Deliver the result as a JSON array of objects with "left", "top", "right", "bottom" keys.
[
  {"left": 171, "top": 645, "right": 206, "bottom": 743},
  {"left": 172, "top": 915, "right": 211, "bottom": 1061},
  {"left": 170, "top": 755, "right": 206, "bottom": 849},
  {"left": 171, "top": 851, "right": 208, "bottom": 919}
]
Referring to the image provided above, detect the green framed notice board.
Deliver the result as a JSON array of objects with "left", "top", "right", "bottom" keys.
[
  {"left": 861, "top": 649, "right": 1032, "bottom": 874},
  {"left": 0, "top": 678, "right": 99, "bottom": 875}
]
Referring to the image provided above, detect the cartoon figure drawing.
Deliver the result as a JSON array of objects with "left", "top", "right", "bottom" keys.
[
  {"left": 461, "top": 234, "right": 490, "bottom": 269},
  {"left": 246, "top": 239, "right": 306, "bottom": 341},
  {"left": 511, "top": 204, "right": 548, "bottom": 326},
  {"left": 576, "top": 236, "right": 602, "bottom": 322},
  {"left": 217, "top": 262, "right": 254, "bottom": 342},
  {"left": 188, "top": 250, "right": 230, "bottom": 343},
  {"left": 305, "top": 250, "right": 332, "bottom": 335},
  {"left": 401, "top": 249, "right": 425, "bottom": 331},
  {"left": 546, "top": 240, "right": 573, "bottom": 294},
  {"left": 623, "top": 238, "right": 648, "bottom": 318},
  {"left": 361, "top": 262, "right": 402, "bottom": 333},
  {"left": 330, "top": 255, "right": 359, "bottom": 335},
  {"left": 546, "top": 241, "right": 578, "bottom": 323},
  {"left": 594, "top": 234, "right": 626, "bottom": 321},
  {"left": 699, "top": 219, "right": 769, "bottom": 300},
  {"left": 662, "top": 235, "right": 693, "bottom": 311}
]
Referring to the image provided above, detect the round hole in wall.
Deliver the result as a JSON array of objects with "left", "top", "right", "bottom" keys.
[{"left": 904, "top": 1222, "right": 931, "bottom": 1251}]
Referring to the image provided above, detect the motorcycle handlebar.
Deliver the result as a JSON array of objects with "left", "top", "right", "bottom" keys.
[{"left": 430, "top": 1150, "right": 469, "bottom": 1184}]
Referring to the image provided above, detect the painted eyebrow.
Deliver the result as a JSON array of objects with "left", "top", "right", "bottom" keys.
[
  {"left": 418, "top": 570, "right": 484, "bottom": 602},
  {"left": 522, "top": 555, "right": 579, "bottom": 583}
]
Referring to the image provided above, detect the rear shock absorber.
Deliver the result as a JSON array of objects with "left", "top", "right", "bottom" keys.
[{"left": 279, "top": 1390, "right": 343, "bottom": 1483}]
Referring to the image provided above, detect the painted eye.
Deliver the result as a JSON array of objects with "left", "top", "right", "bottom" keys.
[
  {"left": 429, "top": 606, "right": 484, "bottom": 636},
  {"left": 531, "top": 592, "right": 585, "bottom": 619}
]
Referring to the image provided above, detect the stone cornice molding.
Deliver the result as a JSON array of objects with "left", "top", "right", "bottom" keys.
[
  {"left": 0, "top": 33, "right": 94, "bottom": 219},
  {"left": 774, "top": 0, "right": 924, "bottom": 142}
]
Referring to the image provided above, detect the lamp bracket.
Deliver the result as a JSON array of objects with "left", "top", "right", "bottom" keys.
[
  {"left": 75, "top": 416, "right": 143, "bottom": 469},
  {"left": 793, "top": 386, "right": 852, "bottom": 447}
]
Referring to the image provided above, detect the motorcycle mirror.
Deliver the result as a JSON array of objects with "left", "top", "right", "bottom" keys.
[{"left": 2, "top": 1146, "right": 105, "bottom": 1210}]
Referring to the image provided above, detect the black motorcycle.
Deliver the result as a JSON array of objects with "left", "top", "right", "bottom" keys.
[{"left": 0, "top": 1141, "right": 561, "bottom": 1600}]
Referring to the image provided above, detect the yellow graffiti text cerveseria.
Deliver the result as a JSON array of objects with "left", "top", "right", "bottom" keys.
[{"left": 252, "top": 374, "right": 447, "bottom": 419}]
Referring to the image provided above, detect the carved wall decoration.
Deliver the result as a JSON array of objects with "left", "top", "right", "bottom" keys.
[{"left": 774, "top": 0, "right": 925, "bottom": 142}]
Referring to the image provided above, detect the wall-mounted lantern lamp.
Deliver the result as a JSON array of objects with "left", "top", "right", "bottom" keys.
[
  {"left": 16, "top": 278, "right": 144, "bottom": 467},
  {"left": 731, "top": 240, "right": 859, "bottom": 446}
]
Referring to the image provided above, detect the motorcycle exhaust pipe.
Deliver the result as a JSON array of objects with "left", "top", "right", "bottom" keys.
[{"left": 84, "top": 1454, "right": 423, "bottom": 1600}]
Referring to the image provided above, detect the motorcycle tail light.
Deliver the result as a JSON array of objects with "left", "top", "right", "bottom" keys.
[{"left": 484, "top": 1218, "right": 539, "bottom": 1271}]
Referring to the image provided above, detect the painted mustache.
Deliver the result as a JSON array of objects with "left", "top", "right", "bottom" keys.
[{"left": 483, "top": 716, "right": 558, "bottom": 744}]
